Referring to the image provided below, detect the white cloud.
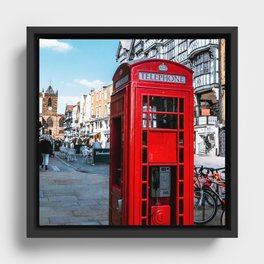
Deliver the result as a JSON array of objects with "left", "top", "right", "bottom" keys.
[
  {"left": 40, "top": 39, "right": 73, "bottom": 52},
  {"left": 58, "top": 96, "right": 80, "bottom": 114},
  {"left": 75, "top": 79, "right": 104, "bottom": 90}
]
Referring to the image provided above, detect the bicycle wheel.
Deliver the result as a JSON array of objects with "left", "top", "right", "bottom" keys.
[
  {"left": 220, "top": 210, "right": 226, "bottom": 226},
  {"left": 205, "top": 187, "right": 222, "bottom": 207},
  {"left": 194, "top": 189, "right": 217, "bottom": 224},
  {"left": 210, "top": 183, "right": 225, "bottom": 207}
]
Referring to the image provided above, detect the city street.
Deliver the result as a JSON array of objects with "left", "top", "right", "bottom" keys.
[
  {"left": 39, "top": 153, "right": 109, "bottom": 225},
  {"left": 39, "top": 153, "right": 225, "bottom": 226}
]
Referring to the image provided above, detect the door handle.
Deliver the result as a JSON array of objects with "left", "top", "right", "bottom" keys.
[{"left": 116, "top": 199, "right": 122, "bottom": 214}]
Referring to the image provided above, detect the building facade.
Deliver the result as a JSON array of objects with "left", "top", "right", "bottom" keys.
[
  {"left": 90, "top": 84, "right": 112, "bottom": 148},
  {"left": 63, "top": 103, "right": 81, "bottom": 142},
  {"left": 79, "top": 93, "right": 92, "bottom": 138},
  {"left": 116, "top": 39, "right": 225, "bottom": 156},
  {"left": 39, "top": 85, "right": 64, "bottom": 139}
]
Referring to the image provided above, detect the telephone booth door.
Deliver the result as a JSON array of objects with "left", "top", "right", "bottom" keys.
[
  {"left": 135, "top": 88, "right": 193, "bottom": 226},
  {"left": 109, "top": 90, "right": 126, "bottom": 225}
]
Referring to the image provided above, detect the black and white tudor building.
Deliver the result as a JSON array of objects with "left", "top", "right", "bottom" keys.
[{"left": 116, "top": 39, "right": 225, "bottom": 157}]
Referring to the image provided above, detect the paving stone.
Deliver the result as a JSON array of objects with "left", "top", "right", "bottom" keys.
[
  {"left": 65, "top": 221, "right": 100, "bottom": 225},
  {"left": 77, "top": 200, "right": 99, "bottom": 206},
  {"left": 98, "top": 220, "right": 109, "bottom": 225},
  {"left": 48, "top": 195, "right": 78, "bottom": 202},
  {"left": 40, "top": 156, "right": 110, "bottom": 225},
  {"left": 39, "top": 197, "right": 49, "bottom": 202},
  {"left": 49, "top": 216, "right": 101, "bottom": 225},
  {"left": 39, "top": 217, "right": 50, "bottom": 225},
  {"left": 40, "top": 208, "right": 74, "bottom": 218},
  {"left": 40, "top": 201, "right": 62, "bottom": 207},
  {"left": 62, "top": 202, "right": 80, "bottom": 208}
]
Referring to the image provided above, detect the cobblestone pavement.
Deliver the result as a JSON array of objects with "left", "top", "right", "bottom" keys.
[
  {"left": 39, "top": 156, "right": 109, "bottom": 225},
  {"left": 195, "top": 154, "right": 225, "bottom": 168},
  {"left": 39, "top": 153, "right": 225, "bottom": 226}
]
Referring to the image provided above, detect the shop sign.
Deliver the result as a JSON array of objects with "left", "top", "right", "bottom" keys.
[{"left": 198, "top": 116, "right": 207, "bottom": 125}]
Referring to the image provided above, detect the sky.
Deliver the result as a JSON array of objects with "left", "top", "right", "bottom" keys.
[{"left": 39, "top": 39, "right": 120, "bottom": 114}]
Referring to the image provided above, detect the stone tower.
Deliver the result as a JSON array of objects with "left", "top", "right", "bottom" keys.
[
  {"left": 39, "top": 85, "right": 64, "bottom": 139},
  {"left": 42, "top": 85, "right": 58, "bottom": 115}
]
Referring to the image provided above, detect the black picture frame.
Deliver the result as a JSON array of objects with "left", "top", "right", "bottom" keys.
[{"left": 27, "top": 26, "right": 238, "bottom": 238}]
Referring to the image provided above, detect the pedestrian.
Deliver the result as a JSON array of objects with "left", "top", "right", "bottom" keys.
[
  {"left": 40, "top": 135, "right": 53, "bottom": 170},
  {"left": 93, "top": 138, "right": 102, "bottom": 149},
  {"left": 105, "top": 138, "right": 110, "bottom": 148}
]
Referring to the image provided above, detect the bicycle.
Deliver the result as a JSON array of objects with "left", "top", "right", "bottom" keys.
[
  {"left": 194, "top": 166, "right": 226, "bottom": 225},
  {"left": 194, "top": 166, "right": 218, "bottom": 224}
]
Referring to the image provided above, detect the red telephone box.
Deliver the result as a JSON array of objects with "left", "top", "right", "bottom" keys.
[{"left": 109, "top": 59, "right": 194, "bottom": 226}]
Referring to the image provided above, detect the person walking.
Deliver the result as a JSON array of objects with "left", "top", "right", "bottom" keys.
[
  {"left": 105, "top": 138, "right": 110, "bottom": 148},
  {"left": 40, "top": 135, "right": 52, "bottom": 170},
  {"left": 93, "top": 138, "right": 102, "bottom": 149},
  {"left": 90, "top": 138, "right": 102, "bottom": 166}
]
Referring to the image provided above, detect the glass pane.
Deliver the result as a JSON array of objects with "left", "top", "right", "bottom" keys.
[
  {"left": 179, "top": 216, "right": 184, "bottom": 225},
  {"left": 179, "top": 132, "right": 184, "bottom": 146},
  {"left": 180, "top": 148, "right": 184, "bottom": 163},
  {"left": 179, "top": 165, "right": 184, "bottom": 180},
  {"left": 142, "top": 201, "right": 147, "bottom": 216},
  {"left": 143, "top": 131, "right": 147, "bottom": 146},
  {"left": 143, "top": 113, "right": 147, "bottom": 128},
  {"left": 150, "top": 96, "right": 178, "bottom": 112},
  {"left": 179, "top": 182, "right": 184, "bottom": 197},
  {"left": 180, "top": 115, "right": 184, "bottom": 129},
  {"left": 142, "top": 166, "right": 147, "bottom": 181},
  {"left": 143, "top": 96, "right": 148, "bottom": 112},
  {"left": 142, "top": 183, "right": 147, "bottom": 198},
  {"left": 150, "top": 114, "right": 178, "bottom": 129},
  {"left": 179, "top": 199, "right": 184, "bottom": 214},
  {"left": 180, "top": 98, "right": 184, "bottom": 113},
  {"left": 142, "top": 148, "right": 147, "bottom": 163}
]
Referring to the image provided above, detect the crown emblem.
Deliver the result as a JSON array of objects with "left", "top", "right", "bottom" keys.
[{"left": 158, "top": 63, "right": 168, "bottom": 72}]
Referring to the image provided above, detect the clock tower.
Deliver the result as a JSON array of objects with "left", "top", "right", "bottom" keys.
[
  {"left": 42, "top": 85, "right": 58, "bottom": 115},
  {"left": 39, "top": 85, "right": 64, "bottom": 139}
]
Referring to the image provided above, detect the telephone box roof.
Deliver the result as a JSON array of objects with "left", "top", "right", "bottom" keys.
[{"left": 113, "top": 58, "right": 193, "bottom": 81}]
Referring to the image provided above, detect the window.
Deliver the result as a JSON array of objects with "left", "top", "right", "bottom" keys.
[
  {"left": 193, "top": 52, "right": 211, "bottom": 78},
  {"left": 150, "top": 96, "right": 178, "bottom": 112},
  {"left": 59, "top": 118, "right": 64, "bottom": 127},
  {"left": 142, "top": 96, "right": 184, "bottom": 129},
  {"left": 163, "top": 40, "right": 175, "bottom": 60},
  {"left": 47, "top": 117, "right": 53, "bottom": 127},
  {"left": 48, "top": 98, "right": 52, "bottom": 107},
  {"left": 150, "top": 114, "right": 178, "bottom": 129}
]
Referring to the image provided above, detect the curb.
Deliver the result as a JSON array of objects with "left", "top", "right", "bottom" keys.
[{"left": 55, "top": 154, "right": 78, "bottom": 170}]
